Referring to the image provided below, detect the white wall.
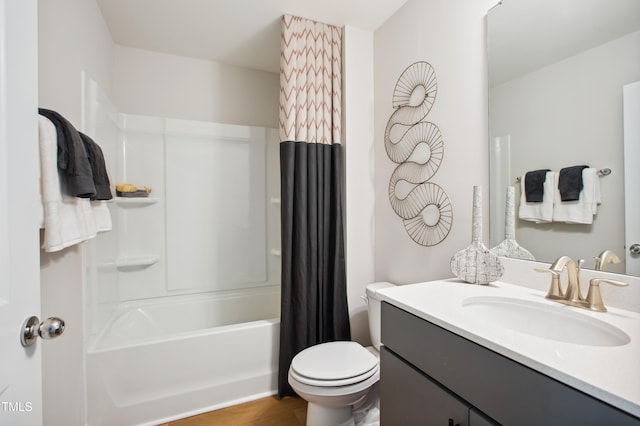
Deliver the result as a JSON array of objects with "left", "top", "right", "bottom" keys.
[
  {"left": 113, "top": 45, "right": 279, "bottom": 128},
  {"left": 490, "top": 30, "right": 640, "bottom": 269},
  {"left": 38, "top": 0, "right": 114, "bottom": 424},
  {"left": 343, "top": 25, "right": 376, "bottom": 345},
  {"left": 374, "top": 0, "right": 497, "bottom": 285},
  {"left": 38, "top": 0, "right": 113, "bottom": 121}
]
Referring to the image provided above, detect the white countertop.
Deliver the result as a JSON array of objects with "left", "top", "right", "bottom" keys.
[{"left": 378, "top": 279, "right": 640, "bottom": 418}]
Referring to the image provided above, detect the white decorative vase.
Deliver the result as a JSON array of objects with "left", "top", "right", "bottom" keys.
[
  {"left": 450, "top": 186, "right": 504, "bottom": 285},
  {"left": 490, "top": 186, "right": 535, "bottom": 260}
]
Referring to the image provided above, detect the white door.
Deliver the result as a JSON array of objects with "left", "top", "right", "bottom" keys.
[
  {"left": 0, "top": 1, "right": 43, "bottom": 425},
  {"left": 624, "top": 81, "right": 640, "bottom": 276}
]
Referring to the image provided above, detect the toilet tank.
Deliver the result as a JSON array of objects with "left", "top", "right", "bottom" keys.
[{"left": 365, "top": 282, "right": 396, "bottom": 350}]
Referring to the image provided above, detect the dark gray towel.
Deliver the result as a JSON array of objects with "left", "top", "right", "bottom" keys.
[
  {"left": 524, "top": 169, "right": 550, "bottom": 202},
  {"left": 558, "top": 165, "right": 589, "bottom": 201},
  {"left": 80, "top": 133, "right": 113, "bottom": 201},
  {"left": 38, "top": 108, "right": 96, "bottom": 198}
]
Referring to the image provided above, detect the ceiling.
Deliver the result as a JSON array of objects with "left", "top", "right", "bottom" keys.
[
  {"left": 96, "top": 0, "right": 409, "bottom": 74},
  {"left": 488, "top": 0, "right": 640, "bottom": 86},
  {"left": 97, "top": 0, "right": 640, "bottom": 84}
]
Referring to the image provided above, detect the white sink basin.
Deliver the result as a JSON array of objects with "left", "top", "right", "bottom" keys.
[{"left": 462, "top": 296, "right": 631, "bottom": 347}]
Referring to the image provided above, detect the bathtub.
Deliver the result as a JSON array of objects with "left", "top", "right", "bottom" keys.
[{"left": 86, "top": 285, "right": 280, "bottom": 426}]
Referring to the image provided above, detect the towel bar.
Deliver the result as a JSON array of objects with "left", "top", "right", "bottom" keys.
[{"left": 515, "top": 168, "right": 611, "bottom": 183}]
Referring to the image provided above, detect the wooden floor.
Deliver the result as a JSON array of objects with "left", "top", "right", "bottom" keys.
[{"left": 159, "top": 396, "right": 307, "bottom": 426}]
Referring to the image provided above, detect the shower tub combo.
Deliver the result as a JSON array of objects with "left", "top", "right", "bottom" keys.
[{"left": 83, "top": 85, "right": 282, "bottom": 426}]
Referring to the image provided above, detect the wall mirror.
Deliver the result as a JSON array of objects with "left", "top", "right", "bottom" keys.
[{"left": 487, "top": 0, "right": 640, "bottom": 276}]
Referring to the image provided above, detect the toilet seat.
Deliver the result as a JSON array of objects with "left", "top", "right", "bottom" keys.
[
  {"left": 290, "top": 341, "right": 379, "bottom": 387},
  {"left": 290, "top": 363, "right": 378, "bottom": 387}
]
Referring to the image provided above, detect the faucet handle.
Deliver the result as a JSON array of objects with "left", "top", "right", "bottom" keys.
[
  {"left": 585, "top": 278, "right": 628, "bottom": 312},
  {"left": 535, "top": 268, "right": 563, "bottom": 299}
]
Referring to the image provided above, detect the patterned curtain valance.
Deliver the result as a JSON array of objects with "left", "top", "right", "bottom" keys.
[{"left": 279, "top": 15, "right": 342, "bottom": 145}]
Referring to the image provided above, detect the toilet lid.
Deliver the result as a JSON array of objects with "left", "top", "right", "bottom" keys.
[{"left": 290, "top": 341, "right": 378, "bottom": 386}]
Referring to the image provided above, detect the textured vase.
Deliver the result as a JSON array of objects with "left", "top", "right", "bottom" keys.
[
  {"left": 450, "top": 186, "right": 504, "bottom": 285},
  {"left": 490, "top": 186, "right": 535, "bottom": 260}
]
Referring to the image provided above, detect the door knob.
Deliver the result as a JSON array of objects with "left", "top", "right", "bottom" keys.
[
  {"left": 630, "top": 244, "right": 640, "bottom": 255},
  {"left": 21, "top": 316, "right": 65, "bottom": 347}
]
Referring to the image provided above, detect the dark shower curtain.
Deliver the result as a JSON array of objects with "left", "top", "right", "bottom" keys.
[{"left": 277, "top": 15, "right": 351, "bottom": 397}]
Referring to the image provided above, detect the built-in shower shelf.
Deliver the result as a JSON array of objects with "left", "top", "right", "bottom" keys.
[
  {"left": 115, "top": 256, "right": 159, "bottom": 270},
  {"left": 114, "top": 197, "right": 158, "bottom": 206}
]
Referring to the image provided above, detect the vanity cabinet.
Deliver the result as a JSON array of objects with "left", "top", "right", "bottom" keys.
[{"left": 380, "top": 301, "right": 640, "bottom": 426}]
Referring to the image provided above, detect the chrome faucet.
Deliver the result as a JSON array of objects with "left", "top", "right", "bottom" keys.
[
  {"left": 594, "top": 249, "right": 621, "bottom": 271},
  {"left": 536, "top": 255, "right": 628, "bottom": 312}
]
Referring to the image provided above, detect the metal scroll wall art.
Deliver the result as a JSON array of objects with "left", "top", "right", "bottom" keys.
[{"left": 385, "top": 61, "right": 453, "bottom": 246}]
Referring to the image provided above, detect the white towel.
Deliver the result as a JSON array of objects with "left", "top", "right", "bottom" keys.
[
  {"left": 91, "top": 200, "right": 112, "bottom": 232},
  {"left": 552, "top": 168, "right": 601, "bottom": 224},
  {"left": 39, "top": 115, "right": 111, "bottom": 252},
  {"left": 518, "top": 171, "right": 554, "bottom": 223}
]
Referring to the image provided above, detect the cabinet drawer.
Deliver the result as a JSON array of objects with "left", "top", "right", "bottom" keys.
[
  {"left": 381, "top": 347, "right": 469, "bottom": 426},
  {"left": 381, "top": 302, "right": 639, "bottom": 425}
]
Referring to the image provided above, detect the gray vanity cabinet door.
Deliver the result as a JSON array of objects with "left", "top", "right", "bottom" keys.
[{"left": 381, "top": 347, "right": 469, "bottom": 426}]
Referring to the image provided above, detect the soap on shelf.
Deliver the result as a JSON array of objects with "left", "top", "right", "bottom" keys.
[{"left": 115, "top": 183, "right": 152, "bottom": 198}]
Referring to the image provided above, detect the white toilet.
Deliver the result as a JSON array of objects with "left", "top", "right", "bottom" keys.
[{"left": 288, "top": 282, "right": 396, "bottom": 426}]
